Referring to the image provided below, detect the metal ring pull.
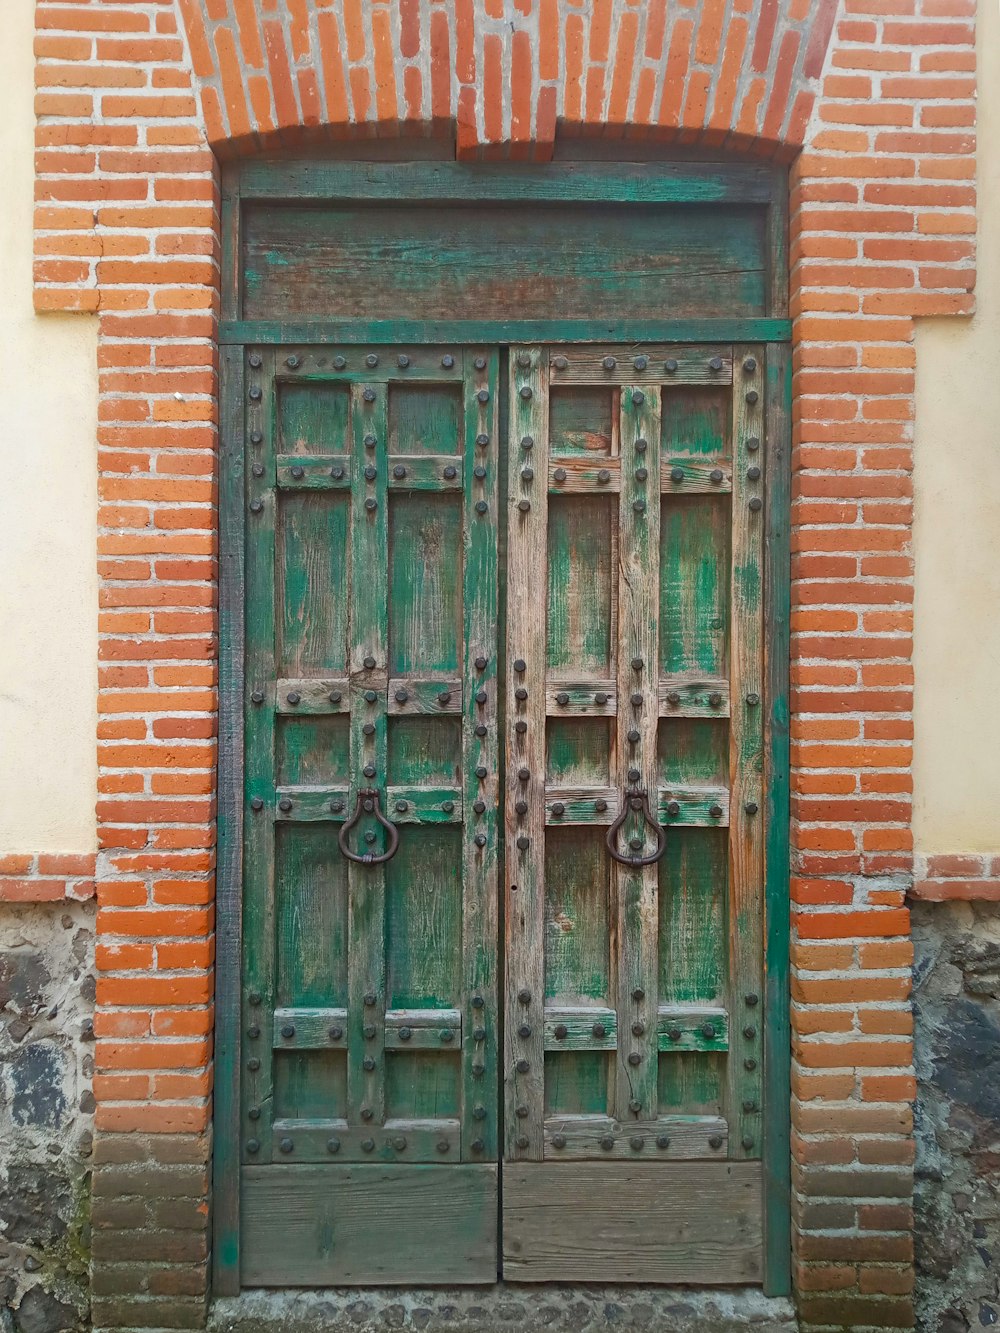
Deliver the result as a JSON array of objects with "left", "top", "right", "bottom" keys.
[
  {"left": 606, "top": 788, "right": 666, "bottom": 867},
  {"left": 337, "top": 788, "right": 400, "bottom": 865}
]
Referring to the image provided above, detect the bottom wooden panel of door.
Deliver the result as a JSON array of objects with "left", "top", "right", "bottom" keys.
[
  {"left": 502, "top": 1163, "right": 762, "bottom": 1284},
  {"left": 240, "top": 1165, "right": 498, "bottom": 1285}
]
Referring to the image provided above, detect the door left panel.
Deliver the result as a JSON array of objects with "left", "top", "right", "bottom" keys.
[{"left": 238, "top": 346, "right": 499, "bottom": 1286}]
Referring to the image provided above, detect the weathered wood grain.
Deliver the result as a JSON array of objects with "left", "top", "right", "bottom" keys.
[
  {"left": 243, "top": 202, "right": 767, "bottom": 324},
  {"left": 241, "top": 1164, "right": 498, "bottom": 1285},
  {"left": 551, "top": 345, "right": 733, "bottom": 385},
  {"left": 503, "top": 1162, "right": 763, "bottom": 1283},
  {"left": 727, "top": 347, "right": 766, "bottom": 1163},
  {"left": 613, "top": 384, "right": 662, "bottom": 1123},
  {"left": 541, "top": 1114, "right": 728, "bottom": 1160},
  {"left": 504, "top": 347, "right": 548, "bottom": 1160},
  {"left": 213, "top": 341, "right": 245, "bottom": 1292},
  {"left": 763, "top": 340, "right": 792, "bottom": 1294},
  {"left": 460, "top": 347, "right": 500, "bottom": 1163},
  {"left": 242, "top": 349, "right": 277, "bottom": 1166},
  {"left": 347, "top": 380, "right": 389, "bottom": 1136}
]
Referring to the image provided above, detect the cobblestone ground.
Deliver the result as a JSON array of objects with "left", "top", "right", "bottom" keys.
[{"left": 210, "top": 1286, "right": 797, "bottom": 1333}]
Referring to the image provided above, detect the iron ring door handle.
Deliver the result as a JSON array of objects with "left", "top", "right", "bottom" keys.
[
  {"left": 606, "top": 789, "right": 667, "bottom": 868},
  {"left": 337, "top": 788, "right": 400, "bottom": 865}
]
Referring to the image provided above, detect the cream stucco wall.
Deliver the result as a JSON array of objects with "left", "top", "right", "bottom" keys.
[
  {"left": 912, "top": 0, "right": 1000, "bottom": 855},
  {"left": 0, "top": 0, "right": 98, "bottom": 852},
  {"left": 0, "top": 0, "right": 996, "bottom": 860}
]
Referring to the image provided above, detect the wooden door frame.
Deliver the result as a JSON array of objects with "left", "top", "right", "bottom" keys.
[{"left": 214, "top": 159, "right": 792, "bottom": 1296}]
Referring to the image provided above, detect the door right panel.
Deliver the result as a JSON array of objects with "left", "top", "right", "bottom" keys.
[{"left": 502, "top": 345, "right": 768, "bottom": 1284}]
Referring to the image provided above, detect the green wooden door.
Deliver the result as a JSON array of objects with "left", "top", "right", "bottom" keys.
[
  {"left": 238, "top": 345, "right": 501, "bottom": 1284},
  {"left": 501, "top": 345, "right": 770, "bottom": 1284},
  {"left": 234, "top": 340, "right": 781, "bottom": 1287}
]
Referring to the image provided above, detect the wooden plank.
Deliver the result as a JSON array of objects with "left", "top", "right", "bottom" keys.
[
  {"left": 504, "top": 346, "right": 548, "bottom": 1161},
  {"left": 656, "top": 1005, "right": 730, "bottom": 1053},
  {"left": 386, "top": 455, "right": 463, "bottom": 491},
  {"left": 266, "top": 1121, "right": 462, "bottom": 1163},
  {"left": 613, "top": 384, "right": 662, "bottom": 1124},
  {"left": 385, "top": 1008, "right": 463, "bottom": 1051},
  {"left": 542, "top": 1115, "right": 728, "bottom": 1160},
  {"left": 220, "top": 161, "right": 241, "bottom": 323},
  {"left": 551, "top": 346, "right": 733, "bottom": 385},
  {"left": 272, "top": 786, "right": 348, "bottom": 821},
  {"left": 221, "top": 318, "right": 794, "bottom": 347},
  {"left": 274, "top": 678, "right": 350, "bottom": 713},
  {"left": 658, "top": 458, "right": 734, "bottom": 493},
  {"left": 767, "top": 165, "right": 790, "bottom": 319},
  {"left": 383, "top": 786, "right": 462, "bottom": 823},
  {"left": 243, "top": 202, "right": 768, "bottom": 323},
  {"left": 544, "top": 786, "right": 618, "bottom": 825},
  {"left": 236, "top": 160, "right": 777, "bottom": 204},
  {"left": 543, "top": 1007, "right": 618, "bottom": 1051},
  {"left": 502, "top": 1162, "right": 763, "bottom": 1283},
  {"left": 276, "top": 454, "right": 350, "bottom": 490},
  {"left": 657, "top": 675, "right": 731, "bottom": 718},
  {"left": 656, "top": 786, "right": 731, "bottom": 827},
  {"left": 275, "top": 353, "right": 465, "bottom": 383},
  {"left": 547, "top": 458, "right": 621, "bottom": 493},
  {"left": 544, "top": 681, "right": 617, "bottom": 715},
  {"left": 461, "top": 347, "right": 500, "bottom": 1164},
  {"left": 385, "top": 678, "right": 463, "bottom": 715},
  {"left": 727, "top": 347, "right": 767, "bottom": 1164},
  {"left": 763, "top": 341, "right": 792, "bottom": 1295},
  {"left": 347, "top": 380, "right": 389, "bottom": 1137},
  {"left": 212, "top": 342, "right": 244, "bottom": 1293},
  {"left": 240, "top": 1164, "right": 498, "bottom": 1285},
  {"left": 272, "top": 1007, "right": 349, "bottom": 1049},
  {"left": 242, "top": 349, "right": 277, "bottom": 1167}
]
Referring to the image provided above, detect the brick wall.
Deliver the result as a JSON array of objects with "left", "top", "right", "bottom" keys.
[{"left": 29, "top": 2, "right": 980, "bottom": 1329}]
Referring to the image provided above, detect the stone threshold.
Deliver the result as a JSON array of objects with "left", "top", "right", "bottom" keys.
[{"left": 209, "top": 1286, "right": 798, "bottom": 1333}]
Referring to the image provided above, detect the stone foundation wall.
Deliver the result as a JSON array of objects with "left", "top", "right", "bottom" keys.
[
  {"left": 0, "top": 904, "right": 95, "bottom": 1333},
  {"left": 913, "top": 901, "right": 1000, "bottom": 1333}
]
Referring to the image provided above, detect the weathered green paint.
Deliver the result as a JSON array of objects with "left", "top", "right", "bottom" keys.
[
  {"left": 243, "top": 203, "right": 768, "bottom": 323},
  {"left": 235, "top": 160, "right": 778, "bottom": 205},
  {"left": 213, "top": 343, "right": 246, "bottom": 1294},
  {"left": 221, "top": 317, "right": 793, "bottom": 347},
  {"left": 763, "top": 343, "right": 792, "bottom": 1296}
]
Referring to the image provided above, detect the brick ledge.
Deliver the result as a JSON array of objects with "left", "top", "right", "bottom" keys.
[
  {"left": 909, "top": 853, "right": 1000, "bottom": 903},
  {"left": 0, "top": 852, "right": 96, "bottom": 903}
]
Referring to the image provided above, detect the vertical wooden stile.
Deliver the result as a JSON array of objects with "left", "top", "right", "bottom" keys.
[
  {"left": 613, "top": 385, "right": 662, "bottom": 1122},
  {"left": 347, "top": 381, "right": 389, "bottom": 1133},
  {"left": 727, "top": 346, "right": 766, "bottom": 1158},
  {"left": 504, "top": 346, "right": 548, "bottom": 1161},
  {"left": 763, "top": 342, "right": 793, "bottom": 1292},
  {"left": 213, "top": 343, "right": 245, "bottom": 1291},
  {"left": 242, "top": 349, "right": 277, "bottom": 1164},
  {"left": 462, "top": 348, "right": 500, "bottom": 1161}
]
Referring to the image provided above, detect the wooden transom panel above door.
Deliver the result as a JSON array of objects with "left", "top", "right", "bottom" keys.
[{"left": 234, "top": 342, "right": 777, "bottom": 1288}]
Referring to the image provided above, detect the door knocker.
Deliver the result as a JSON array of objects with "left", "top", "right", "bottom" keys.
[
  {"left": 338, "top": 788, "right": 400, "bottom": 865},
  {"left": 606, "top": 787, "right": 666, "bottom": 867}
]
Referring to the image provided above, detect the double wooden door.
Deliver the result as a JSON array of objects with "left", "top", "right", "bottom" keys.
[{"left": 233, "top": 340, "right": 782, "bottom": 1287}]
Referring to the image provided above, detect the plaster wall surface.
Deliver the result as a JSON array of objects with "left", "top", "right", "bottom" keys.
[
  {"left": 0, "top": 0, "right": 98, "bottom": 854},
  {"left": 913, "top": 0, "right": 1000, "bottom": 856}
]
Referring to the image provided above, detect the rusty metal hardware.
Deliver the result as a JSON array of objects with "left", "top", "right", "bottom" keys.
[
  {"left": 337, "top": 788, "right": 399, "bottom": 865},
  {"left": 606, "top": 787, "right": 666, "bottom": 868}
]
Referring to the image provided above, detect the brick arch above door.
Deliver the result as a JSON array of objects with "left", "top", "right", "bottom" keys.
[{"left": 172, "top": 0, "right": 839, "bottom": 159}]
